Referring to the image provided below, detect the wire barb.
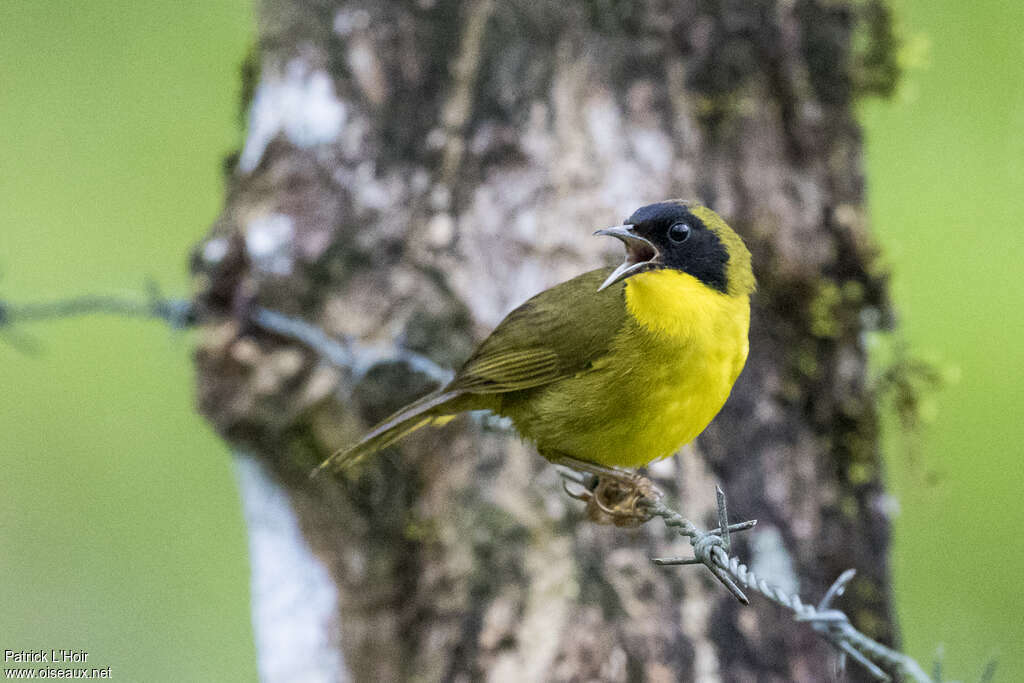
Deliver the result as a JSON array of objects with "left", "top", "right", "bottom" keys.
[{"left": 715, "top": 485, "right": 731, "bottom": 553}]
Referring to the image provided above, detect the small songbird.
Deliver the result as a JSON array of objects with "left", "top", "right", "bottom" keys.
[{"left": 317, "top": 200, "right": 754, "bottom": 519}]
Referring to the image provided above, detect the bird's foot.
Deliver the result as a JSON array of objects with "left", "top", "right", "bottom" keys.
[{"left": 556, "top": 457, "right": 662, "bottom": 527}]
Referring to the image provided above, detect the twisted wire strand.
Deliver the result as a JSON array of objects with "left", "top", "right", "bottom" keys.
[
  {"left": 251, "top": 306, "right": 453, "bottom": 385},
  {"left": 3, "top": 292, "right": 194, "bottom": 329},
  {"left": 1, "top": 291, "right": 451, "bottom": 389}
]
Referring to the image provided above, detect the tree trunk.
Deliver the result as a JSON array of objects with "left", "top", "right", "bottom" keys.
[{"left": 193, "top": 0, "right": 901, "bottom": 680}]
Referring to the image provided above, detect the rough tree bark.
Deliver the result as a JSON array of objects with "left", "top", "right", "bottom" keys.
[{"left": 192, "top": 1, "right": 902, "bottom": 680}]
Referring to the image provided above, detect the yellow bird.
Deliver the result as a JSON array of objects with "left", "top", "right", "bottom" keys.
[{"left": 317, "top": 200, "right": 754, "bottom": 516}]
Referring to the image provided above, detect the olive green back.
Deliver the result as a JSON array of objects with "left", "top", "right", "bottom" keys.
[{"left": 448, "top": 268, "right": 628, "bottom": 395}]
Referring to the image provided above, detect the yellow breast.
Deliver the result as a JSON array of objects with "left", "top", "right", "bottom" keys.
[
  {"left": 610, "top": 268, "right": 750, "bottom": 465},
  {"left": 524, "top": 269, "right": 750, "bottom": 468}
]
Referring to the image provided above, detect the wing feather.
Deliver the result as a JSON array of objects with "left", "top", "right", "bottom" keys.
[{"left": 451, "top": 348, "right": 561, "bottom": 392}]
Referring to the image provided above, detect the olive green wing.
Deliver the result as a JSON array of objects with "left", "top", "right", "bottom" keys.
[{"left": 445, "top": 268, "right": 627, "bottom": 394}]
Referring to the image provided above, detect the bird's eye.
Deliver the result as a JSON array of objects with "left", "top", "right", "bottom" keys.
[{"left": 668, "top": 222, "right": 691, "bottom": 243}]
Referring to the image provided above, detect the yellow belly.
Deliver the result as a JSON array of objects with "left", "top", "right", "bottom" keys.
[{"left": 505, "top": 269, "right": 750, "bottom": 468}]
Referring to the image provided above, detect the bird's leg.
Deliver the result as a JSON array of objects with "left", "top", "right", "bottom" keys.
[{"left": 553, "top": 455, "right": 662, "bottom": 526}]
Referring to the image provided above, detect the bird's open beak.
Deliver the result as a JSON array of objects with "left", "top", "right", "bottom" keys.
[{"left": 594, "top": 225, "right": 661, "bottom": 291}]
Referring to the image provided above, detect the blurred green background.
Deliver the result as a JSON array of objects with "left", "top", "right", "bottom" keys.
[
  {"left": 861, "top": 0, "right": 1024, "bottom": 678},
  {"left": 0, "top": 1, "right": 1020, "bottom": 681},
  {"left": 0, "top": 2, "right": 256, "bottom": 681}
]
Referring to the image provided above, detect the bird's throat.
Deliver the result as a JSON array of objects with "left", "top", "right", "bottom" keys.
[{"left": 624, "top": 269, "right": 749, "bottom": 341}]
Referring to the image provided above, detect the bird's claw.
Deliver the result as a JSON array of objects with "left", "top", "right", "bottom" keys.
[
  {"left": 562, "top": 477, "right": 593, "bottom": 502},
  {"left": 554, "top": 456, "right": 662, "bottom": 527},
  {"left": 581, "top": 473, "right": 661, "bottom": 527}
]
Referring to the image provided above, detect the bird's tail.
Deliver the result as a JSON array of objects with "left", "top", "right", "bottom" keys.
[{"left": 313, "top": 389, "right": 464, "bottom": 476}]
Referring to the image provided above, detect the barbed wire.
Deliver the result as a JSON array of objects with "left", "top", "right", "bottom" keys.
[
  {"left": 251, "top": 306, "right": 453, "bottom": 386},
  {"left": 567, "top": 468, "right": 986, "bottom": 683},
  {"left": 3, "top": 286, "right": 991, "bottom": 681},
  {"left": 0, "top": 287, "right": 450, "bottom": 388},
  {"left": 0, "top": 280, "right": 194, "bottom": 354},
  {"left": 651, "top": 487, "right": 930, "bottom": 681}
]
